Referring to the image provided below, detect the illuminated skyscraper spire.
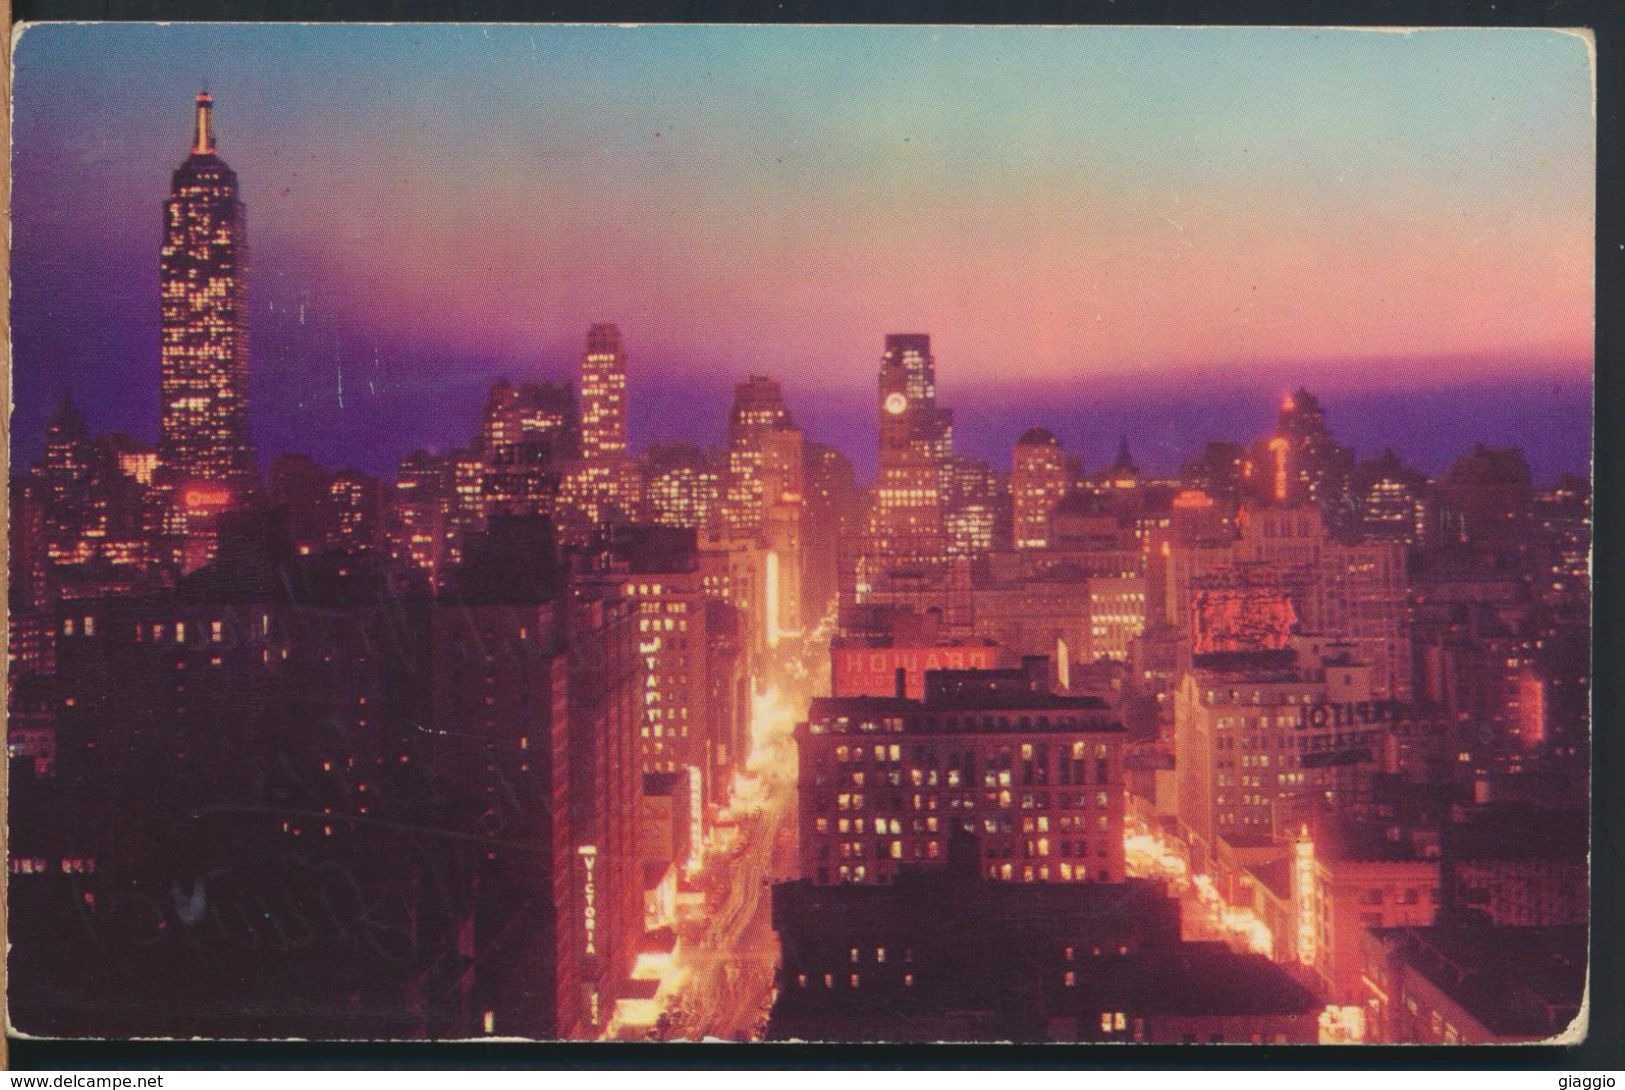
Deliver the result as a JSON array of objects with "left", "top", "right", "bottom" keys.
[
  {"left": 192, "top": 89, "right": 215, "bottom": 154},
  {"left": 158, "top": 91, "right": 256, "bottom": 528}
]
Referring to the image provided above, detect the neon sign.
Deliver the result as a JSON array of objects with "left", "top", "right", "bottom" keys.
[
  {"left": 1191, "top": 588, "right": 1298, "bottom": 653},
  {"left": 1172, "top": 489, "right": 1215, "bottom": 509},
  {"left": 579, "top": 845, "right": 598, "bottom": 957},
  {"left": 183, "top": 486, "right": 233, "bottom": 509},
  {"left": 687, "top": 765, "right": 704, "bottom": 875},
  {"left": 1295, "top": 832, "right": 1316, "bottom": 967}
]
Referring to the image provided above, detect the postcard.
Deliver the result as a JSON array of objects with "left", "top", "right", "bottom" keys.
[{"left": 5, "top": 23, "right": 1593, "bottom": 1045}]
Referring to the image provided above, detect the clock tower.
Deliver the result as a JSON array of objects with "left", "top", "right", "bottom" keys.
[{"left": 863, "top": 334, "right": 954, "bottom": 590}]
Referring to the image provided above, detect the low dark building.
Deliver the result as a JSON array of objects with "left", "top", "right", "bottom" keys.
[
  {"left": 768, "top": 833, "right": 1318, "bottom": 1043},
  {"left": 1361, "top": 924, "right": 1585, "bottom": 1043},
  {"left": 1441, "top": 805, "right": 1588, "bottom": 927}
]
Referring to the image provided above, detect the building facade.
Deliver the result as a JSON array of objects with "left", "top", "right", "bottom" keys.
[
  {"left": 797, "top": 664, "right": 1127, "bottom": 886},
  {"left": 1012, "top": 428, "right": 1069, "bottom": 550},
  {"left": 158, "top": 91, "right": 256, "bottom": 499}
]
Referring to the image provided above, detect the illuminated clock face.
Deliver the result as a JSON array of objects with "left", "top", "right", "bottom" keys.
[{"left": 884, "top": 392, "right": 908, "bottom": 415}]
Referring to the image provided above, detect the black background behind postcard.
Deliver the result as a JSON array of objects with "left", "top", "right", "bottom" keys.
[{"left": 5, "top": 0, "right": 1620, "bottom": 1071}]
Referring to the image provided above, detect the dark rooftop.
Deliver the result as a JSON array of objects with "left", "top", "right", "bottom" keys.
[
  {"left": 804, "top": 691, "right": 1123, "bottom": 736},
  {"left": 1374, "top": 924, "right": 1586, "bottom": 1040},
  {"left": 1250, "top": 857, "right": 1294, "bottom": 902},
  {"left": 1443, "top": 804, "right": 1588, "bottom": 864},
  {"left": 642, "top": 770, "right": 687, "bottom": 796}
]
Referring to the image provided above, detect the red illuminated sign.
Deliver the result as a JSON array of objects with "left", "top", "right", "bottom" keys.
[
  {"left": 1190, "top": 588, "right": 1298, "bottom": 654},
  {"left": 1172, "top": 489, "right": 1215, "bottom": 509},
  {"left": 833, "top": 645, "right": 1002, "bottom": 700},
  {"left": 184, "top": 486, "right": 234, "bottom": 509}
]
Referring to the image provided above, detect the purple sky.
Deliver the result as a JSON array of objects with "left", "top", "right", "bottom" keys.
[{"left": 9, "top": 24, "right": 1594, "bottom": 484}]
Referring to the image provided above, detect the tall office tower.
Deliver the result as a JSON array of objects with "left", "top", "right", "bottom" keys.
[
  {"left": 1436, "top": 444, "right": 1534, "bottom": 548},
  {"left": 577, "top": 526, "right": 721, "bottom": 806},
  {"left": 270, "top": 454, "right": 332, "bottom": 555},
  {"left": 723, "top": 375, "right": 794, "bottom": 534},
  {"left": 942, "top": 457, "right": 1000, "bottom": 561},
  {"left": 865, "top": 334, "right": 953, "bottom": 587},
  {"left": 878, "top": 334, "right": 938, "bottom": 441},
  {"left": 157, "top": 92, "right": 256, "bottom": 503},
  {"left": 1181, "top": 441, "right": 1250, "bottom": 501},
  {"left": 562, "top": 326, "right": 638, "bottom": 536},
  {"left": 721, "top": 376, "right": 806, "bottom": 637},
  {"left": 1531, "top": 473, "right": 1591, "bottom": 609},
  {"left": 1011, "top": 428, "right": 1069, "bottom": 550},
  {"left": 1350, "top": 449, "right": 1431, "bottom": 545},
  {"left": 389, "top": 451, "right": 454, "bottom": 590},
  {"left": 803, "top": 442, "right": 861, "bottom": 623},
  {"left": 29, "top": 403, "right": 151, "bottom": 579},
  {"left": 101, "top": 433, "right": 158, "bottom": 489},
  {"left": 478, "top": 378, "right": 579, "bottom": 459},
  {"left": 474, "top": 380, "right": 578, "bottom": 454},
  {"left": 89, "top": 436, "right": 160, "bottom": 574},
  {"left": 580, "top": 324, "right": 628, "bottom": 460},
  {"left": 477, "top": 379, "right": 572, "bottom": 521},
  {"left": 1261, "top": 388, "right": 1353, "bottom": 528},
  {"left": 878, "top": 334, "right": 954, "bottom": 492},
  {"left": 38, "top": 393, "right": 95, "bottom": 563},
  {"left": 430, "top": 516, "right": 641, "bottom": 1039},
  {"left": 389, "top": 449, "right": 483, "bottom": 593},
  {"left": 448, "top": 449, "right": 487, "bottom": 565},
  {"left": 564, "top": 587, "right": 645, "bottom": 1036},
  {"left": 643, "top": 444, "right": 722, "bottom": 531},
  {"left": 10, "top": 476, "right": 51, "bottom": 615},
  {"left": 326, "top": 470, "right": 383, "bottom": 554}
]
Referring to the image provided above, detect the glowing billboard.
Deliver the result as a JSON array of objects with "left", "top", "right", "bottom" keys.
[{"left": 1190, "top": 587, "right": 1299, "bottom": 654}]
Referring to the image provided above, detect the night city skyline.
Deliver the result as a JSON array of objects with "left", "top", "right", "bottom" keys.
[
  {"left": 7, "top": 23, "right": 1593, "bottom": 1048},
  {"left": 9, "top": 24, "right": 1594, "bottom": 483}
]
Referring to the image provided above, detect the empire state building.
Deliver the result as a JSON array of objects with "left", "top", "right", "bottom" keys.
[{"left": 158, "top": 91, "right": 256, "bottom": 506}]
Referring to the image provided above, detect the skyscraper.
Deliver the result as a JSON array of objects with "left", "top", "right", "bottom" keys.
[
  {"left": 644, "top": 444, "right": 723, "bottom": 532},
  {"left": 877, "top": 334, "right": 940, "bottom": 451},
  {"left": 722, "top": 376, "right": 806, "bottom": 640},
  {"left": 723, "top": 375, "right": 794, "bottom": 535},
  {"left": 477, "top": 378, "right": 574, "bottom": 521},
  {"left": 877, "top": 334, "right": 954, "bottom": 498},
  {"left": 580, "top": 324, "right": 628, "bottom": 461},
  {"left": 158, "top": 92, "right": 256, "bottom": 501},
  {"left": 1011, "top": 427, "right": 1069, "bottom": 550},
  {"left": 39, "top": 393, "right": 94, "bottom": 563},
  {"left": 561, "top": 325, "right": 639, "bottom": 538},
  {"left": 1261, "top": 389, "right": 1353, "bottom": 529},
  {"left": 803, "top": 442, "right": 861, "bottom": 622},
  {"left": 1350, "top": 449, "right": 1430, "bottom": 545},
  {"left": 865, "top": 334, "right": 953, "bottom": 583}
]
